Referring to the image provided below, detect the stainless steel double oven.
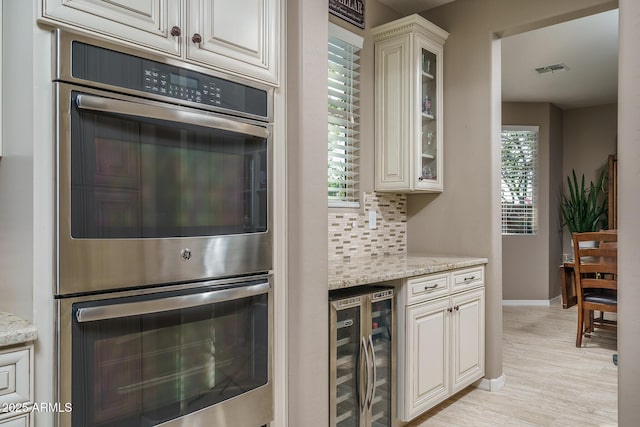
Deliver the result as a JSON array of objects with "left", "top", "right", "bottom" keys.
[{"left": 53, "top": 30, "right": 273, "bottom": 427}]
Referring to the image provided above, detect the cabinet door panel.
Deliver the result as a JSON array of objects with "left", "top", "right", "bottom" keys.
[
  {"left": 187, "top": 0, "right": 279, "bottom": 84},
  {"left": 42, "top": 0, "right": 181, "bottom": 55},
  {"left": 404, "top": 298, "right": 449, "bottom": 421},
  {"left": 0, "top": 413, "right": 29, "bottom": 427},
  {"left": 374, "top": 37, "right": 411, "bottom": 191},
  {"left": 451, "top": 288, "right": 485, "bottom": 393}
]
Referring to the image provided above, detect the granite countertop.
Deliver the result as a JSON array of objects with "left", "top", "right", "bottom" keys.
[
  {"left": 0, "top": 312, "right": 38, "bottom": 347},
  {"left": 329, "top": 253, "right": 488, "bottom": 290}
]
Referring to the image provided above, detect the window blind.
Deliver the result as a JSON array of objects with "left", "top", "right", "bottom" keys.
[
  {"left": 328, "top": 24, "right": 362, "bottom": 208},
  {"left": 501, "top": 126, "right": 538, "bottom": 235}
]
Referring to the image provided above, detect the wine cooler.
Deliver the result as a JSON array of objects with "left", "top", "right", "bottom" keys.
[{"left": 329, "top": 286, "right": 395, "bottom": 427}]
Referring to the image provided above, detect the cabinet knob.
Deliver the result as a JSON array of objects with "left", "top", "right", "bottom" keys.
[
  {"left": 192, "top": 33, "right": 203, "bottom": 44},
  {"left": 170, "top": 26, "right": 181, "bottom": 37},
  {"left": 447, "top": 307, "right": 453, "bottom": 313},
  {"left": 454, "top": 305, "right": 460, "bottom": 311}
]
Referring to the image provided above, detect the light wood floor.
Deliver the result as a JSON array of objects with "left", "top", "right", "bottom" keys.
[{"left": 406, "top": 303, "right": 618, "bottom": 426}]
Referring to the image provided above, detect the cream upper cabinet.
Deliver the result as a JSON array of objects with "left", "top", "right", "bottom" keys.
[
  {"left": 373, "top": 14, "right": 448, "bottom": 192},
  {"left": 186, "top": 0, "right": 279, "bottom": 85},
  {"left": 40, "top": 0, "right": 280, "bottom": 85},
  {"left": 41, "top": 0, "right": 182, "bottom": 55}
]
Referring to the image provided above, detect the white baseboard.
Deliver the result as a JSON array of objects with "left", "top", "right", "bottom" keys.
[
  {"left": 502, "top": 295, "right": 561, "bottom": 306},
  {"left": 474, "top": 373, "right": 506, "bottom": 392}
]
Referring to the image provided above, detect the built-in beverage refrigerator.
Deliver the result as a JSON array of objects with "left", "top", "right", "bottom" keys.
[{"left": 329, "top": 286, "right": 395, "bottom": 427}]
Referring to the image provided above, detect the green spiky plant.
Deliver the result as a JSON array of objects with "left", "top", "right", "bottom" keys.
[{"left": 560, "top": 169, "right": 608, "bottom": 233}]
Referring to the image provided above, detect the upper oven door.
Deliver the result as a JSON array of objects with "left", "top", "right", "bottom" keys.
[{"left": 55, "top": 83, "right": 272, "bottom": 295}]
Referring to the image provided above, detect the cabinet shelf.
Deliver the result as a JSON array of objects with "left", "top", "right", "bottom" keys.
[
  {"left": 336, "top": 409, "right": 354, "bottom": 424},
  {"left": 421, "top": 113, "right": 435, "bottom": 120},
  {"left": 336, "top": 372, "right": 354, "bottom": 386},
  {"left": 336, "top": 391, "right": 354, "bottom": 405},
  {"left": 422, "top": 71, "right": 434, "bottom": 80},
  {"left": 421, "top": 153, "right": 435, "bottom": 159}
]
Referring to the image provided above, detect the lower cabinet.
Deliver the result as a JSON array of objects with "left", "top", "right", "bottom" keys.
[
  {"left": 0, "top": 344, "right": 34, "bottom": 427},
  {"left": 397, "top": 267, "right": 485, "bottom": 422},
  {"left": 0, "top": 414, "right": 29, "bottom": 427}
]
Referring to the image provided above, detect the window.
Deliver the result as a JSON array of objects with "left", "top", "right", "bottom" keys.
[
  {"left": 501, "top": 126, "right": 538, "bottom": 235},
  {"left": 328, "top": 23, "right": 363, "bottom": 208}
]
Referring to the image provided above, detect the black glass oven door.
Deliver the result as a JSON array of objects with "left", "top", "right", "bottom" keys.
[
  {"left": 70, "top": 92, "right": 269, "bottom": 239},
  {"left": 70, "top": 280, "right": 270, "bottom": 426}
]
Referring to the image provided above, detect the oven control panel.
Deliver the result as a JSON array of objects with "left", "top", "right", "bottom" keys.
[
  {"left": 143, "top": 67, "right": 223, "bottom": 107},
  {"left": 67, "top": 40, "right": 269, "bottom": 120}
]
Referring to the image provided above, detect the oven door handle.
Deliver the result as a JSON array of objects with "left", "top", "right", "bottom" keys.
[
  {"left": 75, "top": 281, "right": 270, "bottom": 323},
  {"left": 75, "top": 93, "right": 270, "bottom": 139}
]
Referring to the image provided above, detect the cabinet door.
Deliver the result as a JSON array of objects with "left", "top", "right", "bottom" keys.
[
  {"left": 374, "top": 35, "right": 412, "bottom": 191},
  {"left": 451, "top": 288, "right": 485, "bottom": 394},
  {"left": 186, "top": 0, "right": 279, "bottom": 85},
  {"left": 42, "top": 0, "right": 181, "bottom": 55},
  {"left": 0, "top": 413, "right": 29, "bottom": 427},
  {"left": 414, "top": 35, "right": 444, "bottom": 192},
  {"left": 403, "top": 298, "right": 450, "bottom": 421}
]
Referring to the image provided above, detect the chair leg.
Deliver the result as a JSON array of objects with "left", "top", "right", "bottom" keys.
[{"left": 576, "top": 307, "right": 584, "bottom": 347}]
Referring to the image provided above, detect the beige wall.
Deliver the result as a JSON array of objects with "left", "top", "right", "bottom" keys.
[
  {"left": 617, "top": 0, "right": 640, "bottom": 424},
  {"left": 501, "top": 102, "right": 563, "bottom": 301},
  {"left": 562, "top": 103, "right": 617, "bottom": 252},
  {"left": 408, "top": 0, "right": 617, "bottom": 382},
  {"left": 286, "top": 1, "right": 399, "bottom": 425}
]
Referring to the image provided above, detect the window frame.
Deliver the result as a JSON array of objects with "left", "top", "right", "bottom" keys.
[
  {"left": 328, "top": 23, "right": 363, "bottom": 209},
  {"left": 500, "top": 125, "right": 539, "bottom": 235}
]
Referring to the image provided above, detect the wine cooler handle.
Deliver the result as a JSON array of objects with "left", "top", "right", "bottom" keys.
[
  {"left": 359, "top": 336, "right": 369, "bottom": 411},
  {"left": 367, "top": 334, "right": 377, "bottom": 410}
]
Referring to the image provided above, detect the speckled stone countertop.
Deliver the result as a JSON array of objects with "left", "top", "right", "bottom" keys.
[
  {"left": 0, "top": 312, "right": 37, "bottom": 347},
  {"left": 329, "top": 253, "right": 488, "bottom": 290}
]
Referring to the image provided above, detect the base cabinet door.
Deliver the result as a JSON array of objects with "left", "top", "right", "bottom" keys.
[
  {"left": 451, "top": 288, "right": 485, "bottom": 394},
  {"left": 0, "top": 414, "right": 29, "bottom": 427},
  {"left": 404, "top": 298, "right": 450, "bottom": 420}
]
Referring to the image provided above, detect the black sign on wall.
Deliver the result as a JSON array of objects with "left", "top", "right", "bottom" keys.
[{"left": 329, "top": 0, "right": 365, "bottom": 29}]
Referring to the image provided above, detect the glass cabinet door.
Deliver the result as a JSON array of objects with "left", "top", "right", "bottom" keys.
[
  {"left": 420, "top": 47, "right": 438, "bottom": 186},
  {"left": 370, "top": 297, "right": 392, "bottom": 427}
]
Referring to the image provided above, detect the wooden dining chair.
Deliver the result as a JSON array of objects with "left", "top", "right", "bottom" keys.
[{"left": 572, "top": 230, "right": 617, "bottom": 347}]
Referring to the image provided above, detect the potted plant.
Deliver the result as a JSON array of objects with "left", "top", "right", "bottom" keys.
[{"left": 560, "top": 169, "right": 608, "bottom": 239}]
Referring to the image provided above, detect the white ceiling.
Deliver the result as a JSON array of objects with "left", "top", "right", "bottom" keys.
[
  {"left": 501, "top": 9, "right": 618, "bottom": 109},
  {"left": 376, "top": 1, "right": 619, "bottom": 110}
]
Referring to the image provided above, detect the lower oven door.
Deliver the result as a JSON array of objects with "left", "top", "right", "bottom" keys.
[{"left": 57, "top": 276, "right": 273, "bottom": 427}]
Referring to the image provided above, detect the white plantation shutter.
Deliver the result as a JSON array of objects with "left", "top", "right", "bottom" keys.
[
  {"left": 328, "top": 24, "right": 363, "bottom": 208},
  {"left": 501, "top": 126, "right": 538, "bottom": 235}
]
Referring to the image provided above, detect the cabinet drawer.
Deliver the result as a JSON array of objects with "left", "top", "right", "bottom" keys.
[
  {"left": 452, "top": 267, "right": 484, "bottom": 292},
  {"left": 0, "top": 347, "right": 31, "bottom": 406},
  {"left": 406, "top": 273, "right": 449, "bottom": 304}
]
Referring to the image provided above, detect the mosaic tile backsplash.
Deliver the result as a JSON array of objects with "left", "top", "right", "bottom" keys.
[{"left": 329, "top": 192, "right": 407, "bottom": 261}]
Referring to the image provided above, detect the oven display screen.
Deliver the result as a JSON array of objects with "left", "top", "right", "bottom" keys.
[{"left": 170, "top": 73, "right": 198, "bottom": 89}]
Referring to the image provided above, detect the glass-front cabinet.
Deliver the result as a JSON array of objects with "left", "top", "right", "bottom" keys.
[{"left": 373, "top": 15, "right": 449, "bottom": 192}]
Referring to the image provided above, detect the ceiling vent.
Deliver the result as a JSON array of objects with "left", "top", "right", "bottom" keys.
[{"left": 535, "top": 63, "right": 570, "bottom": 74}]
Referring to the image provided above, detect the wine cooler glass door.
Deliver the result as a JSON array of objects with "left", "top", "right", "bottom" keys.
[
  {"left": 370, "top": 297, "right": 393, "bottom": 427},
  {"left": 331, "top": 303, "right": 362, "bottom": 427}
]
